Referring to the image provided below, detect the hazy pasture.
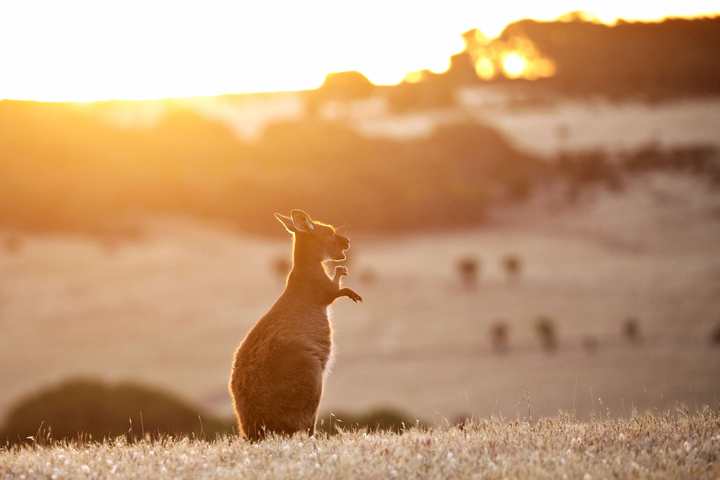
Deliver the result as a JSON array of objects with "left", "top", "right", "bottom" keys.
[{"left": 2, "top": 171, "right": 718, "bottom": 423}]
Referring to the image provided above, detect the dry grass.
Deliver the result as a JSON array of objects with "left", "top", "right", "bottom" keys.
[{"left": 1, "top": 410, "right": 719, "bottom": 479}]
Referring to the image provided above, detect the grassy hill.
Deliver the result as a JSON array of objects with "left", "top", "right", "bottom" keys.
[{"left": 1, "top": 410, "right": 718, "bottom": 479}]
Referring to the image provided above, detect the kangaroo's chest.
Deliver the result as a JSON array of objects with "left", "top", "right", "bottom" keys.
[
  {"left": 304, "top": 307, "right": 333, "bottom": 364},
  {"left": 274, "top": 304, "right": 333, "bottom": 367}
]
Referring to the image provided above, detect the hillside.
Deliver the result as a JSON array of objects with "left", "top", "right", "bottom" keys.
[
  {"left": 1, "top": 411, "right": 718, "bottom": 479},
  {"left": 2, "top": 171, "right": 719, "bottom": 423}
]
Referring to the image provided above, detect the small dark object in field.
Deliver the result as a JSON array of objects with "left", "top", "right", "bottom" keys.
[
  {"left": 502, "top": 254, "right": 522, "bottom": 281},
  {"left": 535, "top": 316, "right": 558, "bottom": 352},
  {"left": 358, "top": 268, "right": 377, "bottom": 285},
  {"left": 271, "top": 256, "right": 291, "bottom": 280},
  {"left": 456, "top": 256, "right": 479, "bottom": 289},
  {"left": 710, "top": 324, "right": 720, "bottom": 346},
  {"left": 582, "top": 336, "right": 599, "bottom": 354},
  {"left": 3, "top": 235, "right": 24, "bottom": 255},
  {"left": 623, "top": 317, "right": 642, "bottom": 344},
  {"left": 490, "top": 321, "right": 510, "bottom": 353}
]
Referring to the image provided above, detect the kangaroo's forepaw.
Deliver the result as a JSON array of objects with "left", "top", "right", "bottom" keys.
[
  {"left": 344, "top": 288, "right": 363, "bottom": 303},
  {"left": 334, "top": 265, "right": 349, "bottom": 277}
]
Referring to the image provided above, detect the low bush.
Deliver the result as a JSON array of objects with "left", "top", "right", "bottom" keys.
[
  {"left": 456, "top": 256, "right": 480, "bottom": 289},
  {"left": 317, "top": 407, "right": 424, "bottom": 435},
  {"left": 536, "top": 316, "right": 558, "bottom": 352},
  {"left": 0, "top": 378, "right": 232, "bottom": 445}
]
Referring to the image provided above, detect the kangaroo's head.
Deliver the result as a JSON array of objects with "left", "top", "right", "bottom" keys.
[{"left": 275, "top": 209, "right": 350, "bottom": 263}]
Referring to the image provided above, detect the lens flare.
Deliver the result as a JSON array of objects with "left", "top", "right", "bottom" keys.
[
  {"left": 501, "top": 52, "right": 528, "bottom": 79},
  {"left": 474, "top": 57, "right": 496, "bottom": 80},
  {"left": 466, "top": 33, "right": 556, "bottom": 81}
]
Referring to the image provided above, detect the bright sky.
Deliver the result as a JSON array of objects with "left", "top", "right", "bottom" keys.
[{"left": 1, "top": 0, "right": 718, "bottom": 101}]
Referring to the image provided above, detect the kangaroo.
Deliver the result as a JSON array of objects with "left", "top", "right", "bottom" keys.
[{"left": 229, "top": 209, "right": 362, "bottom": 441}]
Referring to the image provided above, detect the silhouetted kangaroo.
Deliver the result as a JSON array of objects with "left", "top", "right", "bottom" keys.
[{"left": 229, "top": 210, "right": 362, "bottom": 441}]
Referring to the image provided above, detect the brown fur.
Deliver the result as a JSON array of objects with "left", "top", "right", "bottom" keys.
[{"left": 229, "top": 210, "right": 362, "bottom": 441}]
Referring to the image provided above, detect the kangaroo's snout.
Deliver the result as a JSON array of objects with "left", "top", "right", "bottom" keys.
[{"left": 337, "top": 235, "right": 350, "bottom": 250}]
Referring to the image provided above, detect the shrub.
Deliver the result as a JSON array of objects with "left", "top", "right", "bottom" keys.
[
  {"left": 535, "top": 316, "right": 558, "bottom": 352},
  {"left": 385, "top": 78, "right": 455, "bottom": 113},
  {"left": 3, "top": 235, "right": 23, "bottom": 255},
  {"left": 489, "top": 321, "right": 510, "bottom": 353},
  {"left": 623, "top": 317, "right": 642, "bottom": 344},
  {"left": 456, "top": 256, "right": 479, "bottom": 289},
  {"left": 710, "top": 324, "right": 720, "bottom": 346},
  {"left": 317, "top": 407, "right": 423, "bottom": 435},
  {"left": 0, "top": 378, "right": 232, "bottom": 445},
  {"left": 501, "top": 254, "right": 523, "bottom": 281}
]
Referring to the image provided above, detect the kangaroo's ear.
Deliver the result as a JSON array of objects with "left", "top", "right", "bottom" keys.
[
  {"left": 274, "top": 213, "right": 296, "bottom": 233},
  {"left": 290, "top": 209, "right": 315, "bottom": 232}
]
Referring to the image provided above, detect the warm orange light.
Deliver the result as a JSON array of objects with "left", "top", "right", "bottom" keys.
[
  {"left": 404, "top": 71, "right": 426, "bottom": 84},
  {"left": 465, "top": 31, "right": 557, "bottom": 81},
  {"left": 474, "top": 57, "right": 496, "bottom": 80},
  {"left": 501, "top": 52, "right": 528, "bottom": 79},
  {"left": 0, "top": 3, "right": 717, "bottom": 101}
]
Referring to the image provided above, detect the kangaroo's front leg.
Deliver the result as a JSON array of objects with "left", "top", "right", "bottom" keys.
[
  {"left": 337, "top": 288, "right": 362, "bottom": 302},
  {"left": 332, "top": 265, "right": 348, "bottom": 288},
  {"left": 332, "top": 266, "right": 363, "bottom": 303}
]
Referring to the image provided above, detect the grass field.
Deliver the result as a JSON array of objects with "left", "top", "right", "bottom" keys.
[
  {"left": 1, "top": 172, "right": 719, "bottom": 425},
  {"left": 1, "top": 410, "right": 718, "bottom": 479}
]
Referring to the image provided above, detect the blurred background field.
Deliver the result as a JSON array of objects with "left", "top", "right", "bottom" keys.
[
  {"left": 1, "top": 11, "right": 720, "bottom": 444},
  {"left": 2, "top": 169, "right": 719, "bottom": 430}
]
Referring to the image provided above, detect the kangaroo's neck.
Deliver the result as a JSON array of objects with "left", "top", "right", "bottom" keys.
[{"left": 285, "top": 241, "right": 332, "bottom": 304}]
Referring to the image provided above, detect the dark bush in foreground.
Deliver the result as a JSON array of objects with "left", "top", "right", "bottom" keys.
[
  {"left": 317, "top": 407, "right": 423, "bottom": 435},
  {"left": 0, "top": 378, "right": 232, "bottom": 445}
]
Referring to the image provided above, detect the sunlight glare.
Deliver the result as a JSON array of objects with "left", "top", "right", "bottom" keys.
[
  {"left": 474, "top": 57, "right": 497, "bottom": 80},
  {"left": 0, "top": 0, "right": 717, "bottom": 101},
  {"left": 501, "top": 53, "right": 528, "bottom": 79}
]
